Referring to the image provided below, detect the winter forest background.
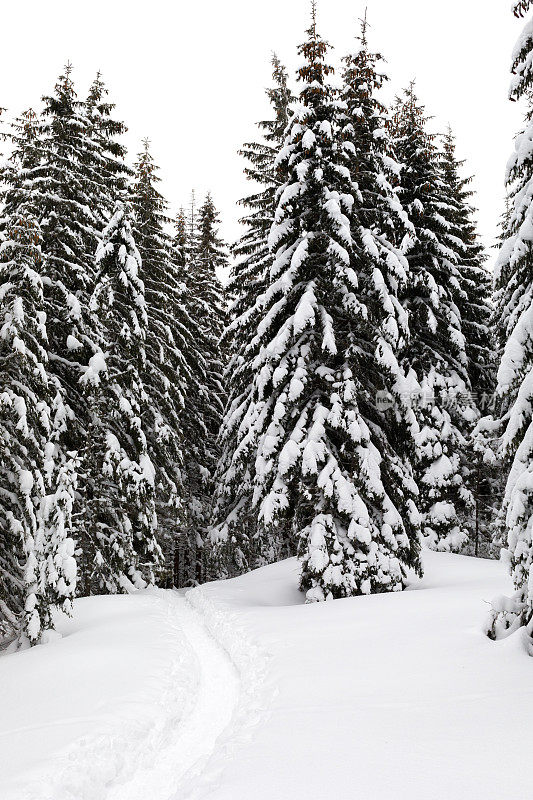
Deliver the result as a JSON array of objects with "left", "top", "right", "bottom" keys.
[{"left": 3, "top": 0, "right": 533, "bottom": 650}]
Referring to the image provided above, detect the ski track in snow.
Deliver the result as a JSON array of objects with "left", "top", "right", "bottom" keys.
[
  {"left": 178, "top": 587, "right": 274, "bottom": 800},
  {"left": 8, "top": 588, "right": 269, "bottom": 800},
  {"left": 106, "top": 595, "right": 240, "bottom": 800}
]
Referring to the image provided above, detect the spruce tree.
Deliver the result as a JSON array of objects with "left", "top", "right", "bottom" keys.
[
  {"left": 130, "top": 140, "right": 190, "bottom": 585},
  {"left": 392, "top": 85, "right": 472, "bottom": 553},
  {"left": 27, "top": 65, "right": 100, "bottom": 369},
  {"left": 340, "top": 19, "right": 413, "bottom": 256},
  {"left": 0, "top": 212, "right": 76, "bottom": 643},
  {"left": 439, "top": 128, "right": 495, "bottom": 553},
  {"left": 487, "top": 0, "right": 533, "bottom": 637},
  {"left": 2, "top": 68, "right": 129, "bottom": 432},
  {"left": 184, "top": 192, "right": 227, "bottom": 579},
  {"left": 213, "top": 57, "right": 294, "bottom": 569},
  {"left": 7, "top": 68, "right": 133, "bottom": 596},
  {"left": 173, "top": 207, "right": 187, "bottom": 280},
  {"left": 195, "top": 191, "right": 228, "bottom": 428},
  {"left": 213, "top": 7, "right": 421, "bottom": 599},
  {"left": 440, "top": 131, "right": 492, "bottom": 400},
  {"left": 0, "top": 71, "right": 112, "bottom": 576},
  {"left": 231, "top": 54, "right": 294, "bottom": 314},
  {"left": 334, "top": 20, "right": 424, "bottom": 579},
  {"left": 81, "top": 201, "right": 160, "bottom": 592},
  {"left": 84, "top": 71, "right": 131, "bottom": 223}
]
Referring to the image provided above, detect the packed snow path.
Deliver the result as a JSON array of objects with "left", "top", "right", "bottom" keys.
[
  {"left": 0, "top": 590, "right": 243, "bottom": 800},
  {"left": 107, "top": 597, "right": 239, "bottom": 800}
]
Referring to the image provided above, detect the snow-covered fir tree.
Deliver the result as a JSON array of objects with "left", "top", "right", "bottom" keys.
[
  {"left": 392, "top": 85, "right": 473, "bottom": 554},
  {"left": 131, "top": 140, "right": 192, "bottom": 585},
  {"left": 183, "top": 191, "right": 227, "bottom": 579},
  {"left": 230, "top": 54, "right": 294, "bottom": 315},
  {"left": 190, "top": 191, "right": 227, "bottom": 423},
  {"left": 2, "top": 67, "right": 129, "bottom": 430},
  {"left": 20, "top": 66, "right": 101, "bottom": 375},
  {"left": 439, "top": 127, "right": 495, "bottom": 553},
  {"left": 330, "top": 19, "right": 424, "bottom": 579},
  {"left": 80, "top": 201, "right": 160, "bottom": 593},
  {"left": 213, "top": 7, "right": 422, "bottom": 599},
  {"left": 173, "top": 207, "right": 187, "bottom": 280},
  {"left": 213, "top": 56, "right": 294, "bottom": 570},
  {"left": 439, "top": 131, "right": 492, "bottom": 400},
  {"left": 1, "top": 67, "right": 135, "bottom": 596},
  {"left": 0, "top": 212, "right": 76, "bottom": 643},
  {"left": 487, "top": 0, "right": 533, "bottom": 638},
  {"left": 84, "top": 71, "right": 131, "bottom": 223},
  {"left": 340, "top": 18, "right": 413, "bottom": 254}
]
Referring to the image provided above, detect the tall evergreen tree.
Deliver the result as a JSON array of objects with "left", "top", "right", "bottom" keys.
[
  {"left": 84, "top": 71, "right": 131, "bottom": 222},
  {"left": 213, "top": 7, "right": 422, "bottom": 599},
  {"left": 440, "top": 129, "right": 492, "bottom": 401},
  {"left": 213, "top": 56, "right": 294, "bottom": 570},
  {"left": 183, "top": 192, "right": 227, "bottom": 579},
  {"left": 0, "top": 70, "right": 112, "bottom": 514},
  {"left": 487, "top": 0, "right": 533, "bottom": 638},
  {"left": 1, "top": 69, "right": 129, "bottom": 431},
  {"left": 340, "top": 18, "right": 413, "bottom": 256},
  {"left": 1, "top": 67, "right": 134, "bottom": 596},
  {"left": 0, "top": 212, "right": 76, "bottom": 643},
  {"left": 392, "top": 85, "right": 473, "bottom": 553},
  {"left": 231, "top": 54, "right": 294, "bottom": 311},
  {"left": 25, "top": 65, "right": 101, "bottom": 370},
  {"left": 439, "top": 127, "right": 495, "bottom": 553},
  {"left": 130, "top": 140, "right": 190, "bottom": 585},
  {"left": 333, "top": 18, "right": 424, "bottom": 578},
  {"left": 195, "top": 191, "right": 228, "bottom": 433},
  {"left": 173, "top": 207, "right": 187, "bottom": 280},
  {"left": 81, "top": 201, "right": 160, "bottom": 592}
]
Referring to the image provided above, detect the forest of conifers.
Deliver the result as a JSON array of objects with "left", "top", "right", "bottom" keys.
[{"left": 2, "top": 1, "right": 533, "bottom": 646}]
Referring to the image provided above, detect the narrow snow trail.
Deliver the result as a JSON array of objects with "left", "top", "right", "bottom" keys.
[
  {"left": 1, "top": 590, "right": 243, "bottom": 800},
  {"left": 107, "top": 596, "right": 239, "bottom": 800}
]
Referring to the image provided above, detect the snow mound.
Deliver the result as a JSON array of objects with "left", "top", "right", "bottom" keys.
[{"left": 192, "top": 551, "right": 533, "bottom": 800}]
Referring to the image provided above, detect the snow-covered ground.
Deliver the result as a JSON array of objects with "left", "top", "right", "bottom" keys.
[
  {"left": 0, "top": 590, "right": 238, "bottom": 800},
  {"left": 1, "top": 551, "right": 531, "bottom": 800}
]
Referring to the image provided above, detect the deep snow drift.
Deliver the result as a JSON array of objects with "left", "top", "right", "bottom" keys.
[{"left": 1, "top": 551, "right": 531, "bottom": 800}]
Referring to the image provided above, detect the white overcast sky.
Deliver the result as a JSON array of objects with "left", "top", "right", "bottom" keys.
[{"left": 0, "top": 0, "right": 525, "bottom": 258}]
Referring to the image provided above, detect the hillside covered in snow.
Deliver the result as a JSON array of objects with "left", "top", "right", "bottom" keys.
[{"left": 1, "top": 550, "right": 531, "bottom": 800}]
